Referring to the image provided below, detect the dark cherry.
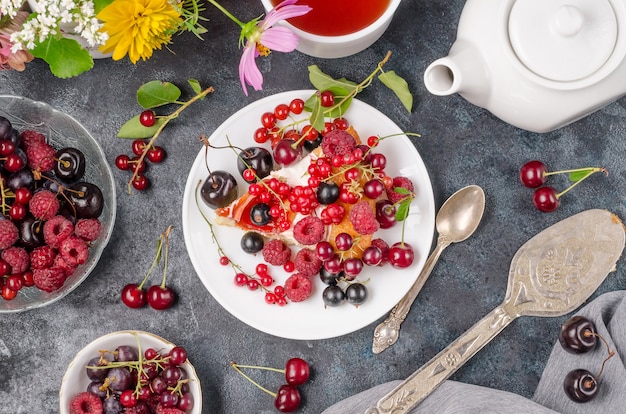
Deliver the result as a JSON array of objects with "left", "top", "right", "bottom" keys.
[
  {"left": 147, "top": 285, "right": 176, "bottom": 310},
  {"left": 200, "top": 171, "right": 238, "bottom": 209},
  {"left": 520, "top": 160, "right": 548, "bottom": 188},
  {"left": 273, "top": 139, "right": 302, "bottom": 167},
  {"left": 17, "top": 215, "right": 45, "bottom": 249},
  {"left": 237, "top": 147, "right": 273, "bottom": 183},
  {"left": 250, "top": 203, "right": 272, "bottom": 226},
  {"left": 6, "top": 168, "right": 34, "bottom": 191},
  {"left": 0, "top": 116, "right": 12, "bottom": 140},
  {"left": 375, "top": 199, "right": 397, "bottom": 229},
  {"left": 284, "top": 358, "right": 310, "bottom": 386},
  {"left": 86, "top": 356, "right": 109, "bottom": 381},
  {"left": 316, "top": 182, "right": 340, "bottom": 204},
  {"left": 54, "top": 147, "right": 86, "bottom": 182},
  {"left": 240, "top": 231, "right": 264, "bottom": 254},
  {"left": 146, "top": 146, "right": 166, "bottom": 163},
  {"left": 0, "top": 139, "right": 15, "bottom": 156},
  {"left": 559, "top": 315, "right": 597, "bottom": 354},
  {"left": 68, "top": 182, "right": 104, "bottom": 219},
  {"left": 274, "top": 384, "right": 301, "bottom": 413},
  {"left": 389, "top": 242, "right": 415, "bottom": 268},
  {"left": 563, "top": 369, "right": 598, "bottom": 402}
]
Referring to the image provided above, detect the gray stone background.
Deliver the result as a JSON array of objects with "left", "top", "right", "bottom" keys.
[{"left": 1, "top": 0, "right": 626, "bottom": 412}]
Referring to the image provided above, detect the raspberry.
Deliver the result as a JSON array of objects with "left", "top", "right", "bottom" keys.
[
  {"left": 321, "top": 129, "right": 356, "bottom": 158},
  {"left": 29, "top": 189, "right": 60, "bottom": 220},
  {"left": 156, "top": 404, "right": 185, "bottom": 414},
  {"left": 60, "top": 235, "right": 89, "bottom": 266},
  {"left": 283, "top": 272, "right": 313, "bottom": 302},
  {"left": 0, "top": 219, "right": 19, "bottom": 249},
  {"left": 53, "top": 254, "right": 77, "bottom": 277},
  {"left": 371, "top": 238, "right": 390, "bottom": 265},
  {"left": 30, "top": 245, "right": 57, "bottom": 269},
  {"left": 262, "top": 239, "right": 291, "bottom": 266},
  {"left": 75, "top": 218, "right": 102, "bottom": 241},
  {"left": 293, "top": 216, "right": 324, "bottom": 245},
  {"left": 43, "top": 215, "right": 75, "bottom": 248},
  {"left": 386, "top": 176, "right": 415, "bottom": 204},
  {"left": 26, "top": 141, "right": 56, "bottom": 172},
  {"left": 294, "top": 248, "right": 322, "bottom": 277},
  {"left": 69, "top": 392, "right": 103, "bottom": 414},
  {"left": 19, "top": 130, "right": 46, "bottom": 148},
  {"left": 121, "top": 401, "right": 150, "bottom": 414},
  {"left": 349, "top": 201, "right": 379, "bottom": 235},
  {"left": 1, "top": 246, "right": 29, "bottom": 274}
]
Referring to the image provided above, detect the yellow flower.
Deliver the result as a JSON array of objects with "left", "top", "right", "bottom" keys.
[{"left": 97, "top": 0, "right": 182, "bottom": 64}]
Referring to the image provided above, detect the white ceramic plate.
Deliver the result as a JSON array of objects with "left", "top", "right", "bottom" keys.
[
  {"left": 182, "top": 90, "right": 435, "bottom": 340},
  {"left": 59, "top": 330, "right": 202, "bottom": 413}
]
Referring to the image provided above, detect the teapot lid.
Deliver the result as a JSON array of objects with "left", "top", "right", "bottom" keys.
[{"left": 509, "top": 0, "right": 617, "bottom": 82}]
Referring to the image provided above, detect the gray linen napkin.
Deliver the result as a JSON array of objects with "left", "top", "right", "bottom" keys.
[{"left": 322, "top": 290, "right": 626, "bottom": 414}]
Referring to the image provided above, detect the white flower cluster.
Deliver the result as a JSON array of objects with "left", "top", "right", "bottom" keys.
[
  {"left": 0, "top": 0, "right": 25, "bottom": 19},
  {"left": 9, "top": 0, "right": 108, "bottom": 52}
]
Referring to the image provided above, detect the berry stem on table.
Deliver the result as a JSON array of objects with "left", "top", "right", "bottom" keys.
[
  {"left": 229, "top": 361, "right": 277, "bottom": 397},
  {"left": 555, "top": 168, "right": 608, "bottom": 199},
  {"left": 127, "top": 86, "right": 215, "bottom": 194}
]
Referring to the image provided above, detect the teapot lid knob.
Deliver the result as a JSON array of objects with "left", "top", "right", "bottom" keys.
[{"left": 509, "top": 0, "right": 617, "bottom": 82}]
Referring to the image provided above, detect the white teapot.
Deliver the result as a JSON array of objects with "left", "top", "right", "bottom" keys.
[{"left": 423, "top": 0, "right": 626, "bottom": 133}]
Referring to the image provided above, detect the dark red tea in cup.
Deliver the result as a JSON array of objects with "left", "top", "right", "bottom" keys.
[{"left": 271, "top": 0, "right": 392, "bottom": 36}]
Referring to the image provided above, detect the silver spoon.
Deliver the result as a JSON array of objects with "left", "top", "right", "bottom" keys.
[
  {"left": 372, "top": 185, "right": 486, "bottom": 354},
  {"left": 366, "top": 208, "right": 625, "bottom": 414}
]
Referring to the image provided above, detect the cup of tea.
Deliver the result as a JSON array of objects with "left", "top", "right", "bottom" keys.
[{"left": 260, "top": 0, "right": 402, "bottom": 58}]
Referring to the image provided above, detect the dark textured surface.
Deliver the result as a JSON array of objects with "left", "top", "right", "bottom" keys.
[{"left": 1, "top": 0, "right": 625, "bottom": 413}]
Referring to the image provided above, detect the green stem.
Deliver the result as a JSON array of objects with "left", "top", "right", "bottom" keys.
[
  {"left": 231, "top": 363, "right": 285, "bottom": 374},
  {"left": 544, "top": 167, "right": 605, "bottom": 177},
  {"left": 160, "top": 226, "right": 173, "bottom": 288},
  {"left": 555, "top": 168, "right": 607, "bottom": 199},
  {"left": 138, "top": 237, "right": 163, "bottom": 289},
  {"left": 128, "top": 86, "right": 214, "bottom": 194},
  {"left": 206, "top": 0, "right": 246, "bottom": 27},
  {"left": 230, "top": 361, "right": 277, "bottom": 397}
]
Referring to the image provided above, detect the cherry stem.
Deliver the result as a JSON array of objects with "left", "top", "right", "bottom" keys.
[
  {"left": 159, "top": 226, "right": 173, "bottom": 288},
  {"left": 586, "top": 330, "right": 615, "bottom": 380},
  {"left": 138, "top": 234, "right": 164, "bottom": 290},
  {"left": 554, "top": 167, "right": 608, "bottom": 199},
  {"left": 127, "top": 86, "right": 215, "bottom": 194},
  {"left": 230, "top": 361, "right": 277, "bottom": 398}
]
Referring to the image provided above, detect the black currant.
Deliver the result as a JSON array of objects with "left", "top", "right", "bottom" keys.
[
  {"left": 322, "top": 285, "right": 345, "bottom": 307},
  {"left": 316, "top": 182, "right": 340, "bottom": 205},
  {"left": 564, "top": 369, "right": 598, "bottom": 402},
  {"left": 303, "top": 133, "right": 322, "bottom": 153},
  {"left": 319, "top": 267, "right": 342, "bottom": 285},
  {"left": 345, "top": 283, "right": 368, "bottom": 307},
  {"left": 250, "top": 203, "right": 271, "bottom": 226},
  {"left": 559, "top": 316, "right": 597, "bottom": 354},
  {"left": 241, "top": 231, "right": 264, "bottom": 254}
]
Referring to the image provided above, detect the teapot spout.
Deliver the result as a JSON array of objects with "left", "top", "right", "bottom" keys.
[{"left": 423, "top": 41, "right": 490, "bottom": 103}]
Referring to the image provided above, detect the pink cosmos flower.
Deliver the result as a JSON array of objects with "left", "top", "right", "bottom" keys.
[
  {"left": 238, "top": 0, "right": 311, "bottom": 95},
  {"left": 0, "top": 11, "right": 34, "bottom": 72}
]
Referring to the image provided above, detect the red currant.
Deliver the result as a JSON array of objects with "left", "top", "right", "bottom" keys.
[
  {"left": 320, "top": 90, "right": 335, "bottom": 107},
  {"left": 146, "top": 146, "right": 166, "bottom": 163},
  {"left": 289, "top": 98, "right": 304, "bottom": 114},
  {"left": 120, "top": 389, "right": 138, "bottom": 407},
  {"left": 261, "top": 112, "right": 276, "bottom": 129},
  {"left": 131, "top": 139, "right": 147, "bottom": 156},
  {"left": 139, "top": 110, "right": 156, "bottom": 127},
  {"left": 115, "top": 154, "right": 131, "bottom": 170},
  {"left": 333, "top": 117, "right": 349, "bottom": 130},
  {"left": 234, "top": 273, "right": 248, "bottom": 286},
  {"left": 132, "top": 174, "right": 150, "bottom": 191},
  {"left": 168, "top": 346, "right": 188, "bottom": 365},
  {"left": 219, "top": 256, "right": 230, "bottom": 266},
  {"left": 14, "top": 187, "right": 31, "bottom": 204},
  {"left": 254, "top": 128, "right": 269, "bottom": 144},
  {"left": 274, "top": 103, "right": 290, "bottom": 120}
]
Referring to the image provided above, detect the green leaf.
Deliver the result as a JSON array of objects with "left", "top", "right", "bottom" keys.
[
  {"left": 30, "top": 37, "right": 93, "bottom": 79},
  {"left": 394, "top": 187, "right": 411, "bottom": 195},
  {"left": 308, "top": 97, "right": 324, "bottom": 132},
  {"left": 308, "top": 65, "right": 358, "bottom": 93},
  {"left": 569, "top": 171, "right": 590, "bottom": 182},
  {"left": 378, "top": 71, "right": 413, "bottom": 112},
  {"left": 137, "top": 81, "right": 182, "bottom": 109},
  {"left": 395, "top": 200, "right": 410, "bottom": 222},
  {"left": 93, "top": 0, "right": 114, "bottom": 13},
  {"left": 188, "top": 79, "right": 202, "bottom": 96},
  {"left": 117, "top": 115, "right": 166, "bottom": 139}
]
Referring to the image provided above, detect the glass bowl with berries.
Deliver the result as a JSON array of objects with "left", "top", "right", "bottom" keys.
[
  {"left": 182, "top": 90, "right": 435, "bottom": 340},
  {"left": 0, "top": 96, "right": 116, "bottom": 312},
  {"left": 59, "top": 330, "right": 202, "bottom": 413}
]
